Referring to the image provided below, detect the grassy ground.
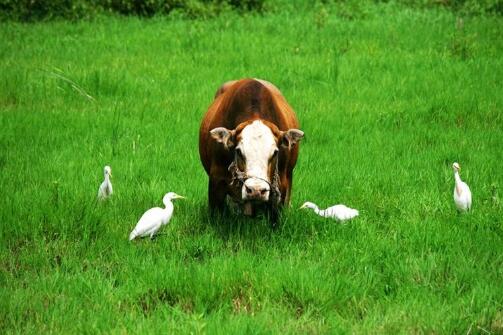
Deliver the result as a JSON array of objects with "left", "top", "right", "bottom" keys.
[{"left": 1, "top": 4, "right": 503, "bottom": 334}]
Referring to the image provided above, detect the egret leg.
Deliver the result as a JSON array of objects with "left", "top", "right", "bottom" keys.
[{"left": 149, "top": 223, "right": 164, "bottom": 240}]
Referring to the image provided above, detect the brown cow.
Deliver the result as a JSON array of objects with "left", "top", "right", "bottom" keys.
[{"left": 199, "top": 78, "right": 304, "bottom": 224}]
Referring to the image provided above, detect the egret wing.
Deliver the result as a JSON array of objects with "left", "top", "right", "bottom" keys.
[
  {"left": 330, "top": 205, "right": 358, "bottom": 221},
  {"left": 98, "top": 181, "right": 107, "bottom": 199},
  {"left": 129, "top": 208, "right": 164, "bottom": 240},
  {"left": 453, "top": 182, "right": 471, "bottom": 212},
  {"left": 463, "top": 182, "right": 472, "bottom": 210}
]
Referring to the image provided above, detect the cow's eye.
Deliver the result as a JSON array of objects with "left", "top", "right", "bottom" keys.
[
  {"left": 271, "top": 149, "right": 279, "bottom": 159},
  {"left": 236, "top": 148, "right": 245, "bottom": 161}
]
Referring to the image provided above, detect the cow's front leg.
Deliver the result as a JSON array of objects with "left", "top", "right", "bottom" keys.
[
  {"left": 208, "top": 177, "right": 227, "bottom": 215},
  {"left": 279, "top": 170, "right": 293, "bottom": 207}
]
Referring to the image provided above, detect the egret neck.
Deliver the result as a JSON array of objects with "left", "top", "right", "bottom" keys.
[
  {"left": 163, "top": 202, "right": 174, "bottom": 224},
  {"left": 454, "top": 171, "right": 462, "bottom": 196},
  {"left": 312, "top": 205, "right": 324, "bottom": 216}
]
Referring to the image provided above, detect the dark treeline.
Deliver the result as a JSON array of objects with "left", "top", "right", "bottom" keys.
[
  {"left": 0, "top": 0, "right": 265, "bottom": 21},
  {"left": 0, "top": 0, "right": 501, "bottom": 21}
]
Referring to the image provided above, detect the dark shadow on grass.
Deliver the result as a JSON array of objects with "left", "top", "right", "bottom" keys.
[
  {"left": 194, "top": 201, "right": 330, "bottom": 252},
  {"left": 197, "top": 204, "right": 278, "bottom": 245}
]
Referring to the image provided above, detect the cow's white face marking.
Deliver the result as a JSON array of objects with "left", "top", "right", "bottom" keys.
[{"left": 237, "top": 120, "right": 278, "bottom": 201}]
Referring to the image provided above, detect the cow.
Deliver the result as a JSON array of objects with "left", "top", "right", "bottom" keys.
[{"left": 198, "top": 78, "right": 304, "bottom": 224}]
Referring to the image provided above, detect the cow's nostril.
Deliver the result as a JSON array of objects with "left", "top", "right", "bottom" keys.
[{"left": 245, "top": 186, "right": 253, "bottom": 194}]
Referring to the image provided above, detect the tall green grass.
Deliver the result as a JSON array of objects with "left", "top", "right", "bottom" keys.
[{"left": 1, "top": 4, "right": 502, "bottom": 333}]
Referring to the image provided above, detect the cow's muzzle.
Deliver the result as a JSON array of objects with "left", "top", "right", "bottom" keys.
[{"left": 242, "top": 177, "right": 270, "bottom": 202}]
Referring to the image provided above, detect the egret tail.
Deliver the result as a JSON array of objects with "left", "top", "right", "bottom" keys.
[{"left": 129, "top": 229, "right": 137, "bottom": 241}]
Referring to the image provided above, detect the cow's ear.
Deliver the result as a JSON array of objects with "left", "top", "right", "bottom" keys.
[
  {"left": 281, "top": 129, "right": 304, "bottom": 150},
  {"left": 210, "top": 127, "right": 236, "bottom": 149}
]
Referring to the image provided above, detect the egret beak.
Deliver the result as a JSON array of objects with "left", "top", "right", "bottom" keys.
[
  {"left": 174, "top": 194, "right": 186, "bottom": 200},
  {"left": 299, "top": 204, "right": 307, "bottom": 209}
]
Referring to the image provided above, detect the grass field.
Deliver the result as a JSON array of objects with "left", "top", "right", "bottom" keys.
[{"left": 1, "top": 3, "right": 503, "bottom": 333}]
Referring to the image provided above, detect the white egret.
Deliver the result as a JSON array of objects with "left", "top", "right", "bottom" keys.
[
  {"left": 129, "top": 192, "right": 185, "bottom": 241},
  {"left": 452, "top": 162, "right": 472, "bottom": 212},
  {"left": 300, "top": 201, "right": 359, "bottom": 221},
  {"left": 97, "top": 165, "right": 113, "bottom": 200}
]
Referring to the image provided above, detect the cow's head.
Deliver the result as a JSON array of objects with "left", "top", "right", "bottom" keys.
[{"left": 210, "top": 120, "right": 304, "bottom": 203}]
